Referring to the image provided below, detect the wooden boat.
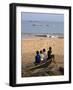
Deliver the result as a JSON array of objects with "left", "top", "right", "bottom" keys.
[{"left": 27, "top": 59, "right": 52, "bottom": 71}]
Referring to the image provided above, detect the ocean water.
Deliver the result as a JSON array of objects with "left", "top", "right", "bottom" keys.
[{"left": 21, "top": 21, "right": 64, "bottom": 39}]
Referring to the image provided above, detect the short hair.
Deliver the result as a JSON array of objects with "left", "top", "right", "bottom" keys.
[
  {"left": 49, "top": 47, "right": 52, "bottom": 50},
  {"left": 43, "top": 48, "right": 46, "bottom": 52},
  {"left": 40, "top": 50, "right": 43, "bottom": 54},
  {"left": 36, "top": 51, "right": 39, "bottom": 54}
]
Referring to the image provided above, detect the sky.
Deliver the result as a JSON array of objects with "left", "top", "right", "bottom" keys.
[
  {"left": 21, "top": 12, "right": 64, "bottom": 34},
  {"left": 21, "top": 12, "right": 64, "bottom": 22}
]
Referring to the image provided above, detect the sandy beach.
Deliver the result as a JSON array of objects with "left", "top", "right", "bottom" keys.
[{"left": 21, "top": 37, "right": 64, "bottom": 77}]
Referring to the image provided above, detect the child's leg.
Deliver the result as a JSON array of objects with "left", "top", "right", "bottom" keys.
[{"left": 51, "top": 54, "right": 56, "bottom": 63}]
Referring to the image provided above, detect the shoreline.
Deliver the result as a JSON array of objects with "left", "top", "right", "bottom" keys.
[{"left": 21, "top": 37, "right": 64, "bottom": 40}]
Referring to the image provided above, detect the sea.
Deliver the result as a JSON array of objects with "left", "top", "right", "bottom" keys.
[{"left": 21, "top": 21, "right": 64, "bottom": 39}]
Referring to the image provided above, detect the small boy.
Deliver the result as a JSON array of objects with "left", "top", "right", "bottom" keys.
[
  {"left": 47, "top": 47, "right": 55, "bottom": 61},
  {"left": 40, "top": 50, "right": 44, "bottom": 61},
  {"left": 35, "top": 51, "right": 41, "bottom": 64},
  {"left": 43, "top": 48, "right": 48, "bottom": 61}
]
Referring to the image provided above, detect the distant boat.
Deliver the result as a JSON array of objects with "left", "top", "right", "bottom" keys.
[
  {"left": 32, "top": 24, "right": 42, "bottom": 26},
  {"left": 46, "top": 35, "right": 49, "bottom": 37},
  {"left": 35, "top": 35, "right": 47, "bottom": 37},
  {"left": 51, "top": 36, "right": 57, "bottom": 38},
  {"left": 32, "top": 24, "right": 36, "bottom": 26}
]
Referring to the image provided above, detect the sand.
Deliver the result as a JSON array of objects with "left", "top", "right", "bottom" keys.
[{"left": 21, "top": 37, "right": 64, "bottom": 77}]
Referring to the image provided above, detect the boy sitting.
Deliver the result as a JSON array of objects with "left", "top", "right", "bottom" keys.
[{"left": 35, "top": 51, "right": 41, "bottom": 64}]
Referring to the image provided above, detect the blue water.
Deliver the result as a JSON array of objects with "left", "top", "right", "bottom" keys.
[{"left": 21, "top": 21, "right": 64, "bottom": 34}]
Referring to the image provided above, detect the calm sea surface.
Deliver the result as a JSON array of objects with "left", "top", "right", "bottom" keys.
[{"left": 21, "top": 21, "right": 64, "bottom": 39}]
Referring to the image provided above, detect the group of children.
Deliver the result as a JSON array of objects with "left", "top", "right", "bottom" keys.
[{"left": 35, "top": 47, "right": 55, "bottom": 64}]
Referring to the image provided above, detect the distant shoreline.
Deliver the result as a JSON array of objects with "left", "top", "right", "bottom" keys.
[
  {"left": 21, "top": 37, "right": 64, "bottom": 40},
  {"left": 21, "top": 34, "right": 64, "bottom": 40}
]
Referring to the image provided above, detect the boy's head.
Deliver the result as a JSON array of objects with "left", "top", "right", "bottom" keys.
[
  {"left": 40, "top": 50, "right": 43, "bottom": 54},
  {"left": 49, "top": 47, "right": 52, "bottom": 50},
  {"left": 43, "top": 48, "right": 46, "bottom": 52},
  {"left": 36, "top": 51, "right": 39, "bottom": 54}
]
